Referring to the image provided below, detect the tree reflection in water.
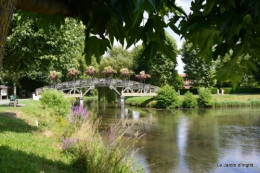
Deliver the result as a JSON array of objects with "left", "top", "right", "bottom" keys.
[{"left": 88, "top": 103, "right": 260, "bottom": 173}]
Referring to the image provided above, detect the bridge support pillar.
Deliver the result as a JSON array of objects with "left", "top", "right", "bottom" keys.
[
  {"left": 118, "top": 95, "right": 124, "bottom": 108},
  {"left": 79, "top": 97, "right": 84, "bottom": 107}
]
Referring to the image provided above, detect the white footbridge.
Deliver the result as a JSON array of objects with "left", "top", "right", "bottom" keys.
[{"left": 35, "top": 78, "right": 159, "bottom": 107}]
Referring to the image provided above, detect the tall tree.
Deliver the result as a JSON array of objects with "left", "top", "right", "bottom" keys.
[
  {"left": 181, "top": 42, "right": 216, "bottom": 88},
  {"left": 1, "top": 13, "right": 85, "bottom": 95},
  {"left": 132, "top": 32, "right": 180, "bottom": 87},
  {"left": 98, "top": 46, "right": 133, "bottom": 78}
]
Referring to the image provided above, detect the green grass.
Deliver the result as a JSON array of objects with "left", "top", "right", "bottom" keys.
[
  {"left": 125, "top": 97, "right": 156, "bottom": 107},
  {"left": 0, "top": 100, "right": 74, "bottom": 173}
]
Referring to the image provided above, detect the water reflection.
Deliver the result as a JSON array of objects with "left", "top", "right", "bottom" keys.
[
  {"left": 89, "top": 104, "right": 260, "bottom": 173},
  {"left": 183, "top": 112, "right": 219, "bottom": 173}
]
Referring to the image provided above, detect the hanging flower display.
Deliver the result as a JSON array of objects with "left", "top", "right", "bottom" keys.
[
  {"left": 102, "top": 66, "right": 117, "bottom": 77},
  {"left": 68, "top": 68, "right": 80, "bottom": 78},
  {"left": 86, "top": 66, "right": 96, "bottom": 76},
  {"left": 135, "top": 71, "right": 151, "bottom": 81},
  {"left": 49, "top": 71, "right": 62, "bottom": 81},
  {"left": 120, "top": 68, "right": 132, "bottom": 78}
]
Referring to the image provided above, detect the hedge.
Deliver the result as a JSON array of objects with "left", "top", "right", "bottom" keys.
[
  {"left": 179, "top": 89, "right": 198, "bottom": 95},
  {"left": 221, "top": 88, "right": 260, "bottom": 94},
  {"left": 178, "top": 87, "right": 260, "bottom": 95}
]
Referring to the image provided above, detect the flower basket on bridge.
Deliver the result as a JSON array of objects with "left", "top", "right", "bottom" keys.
[
  {"left": 102, "top": 66, "right": 117, "bottom": 78},
  {"left": 86, "top": 66, "right": 96, "bottom": 77},
  {"left": 49, "top": 71, "right": 62, "bottom": 88},
  {"left": 68, "top": 68, "right": 80, "bottom": 79},
  {"left": 135, "top": 71, "right": 151, "bottom": 83},
  {"left": 120, "top": 68, "right": 132, "bottom": 80}
]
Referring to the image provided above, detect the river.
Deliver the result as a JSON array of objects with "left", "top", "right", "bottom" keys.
[{"left": 88, "top": 103, "right": 260, "bottom": 173}]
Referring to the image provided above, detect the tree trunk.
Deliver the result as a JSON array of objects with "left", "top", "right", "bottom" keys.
[{"left": 0, "top": 0, "right": 17, "bottom": 69}]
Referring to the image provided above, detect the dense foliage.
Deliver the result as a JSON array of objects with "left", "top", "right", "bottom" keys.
[
  {"left": 197, "top": 88, "right": 212, "bottom": 107},
  {"left": 181, "top": 42, "right": 216, "bottom": 87},
  {"left": 1, "top": 0, "right": 260, "bottom": 84},
  {"left": 1, "top": 13, "right": 85, "bottom": 91},
  {"left": 1, "top": 0, "right": 183, "bottom": 66},
  {"left": 132, "top": 33, "right": 181, "bottom": 88},
  {"left": 182, "top": 91, "right": 198, "bottom": 108},
  {"left": 40, "top": 89, "right": 71, "bottom": 117},
  {"left": 179, "top": 0, "right": 260, "bottom": 85},
  {"left": 156, "top": 85, "right": 180, "bottom": 108}
]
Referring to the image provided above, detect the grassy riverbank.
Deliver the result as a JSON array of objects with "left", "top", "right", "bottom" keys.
[
  {"left": 0, "top": 98, "right": 139, "bottom": 173},
  {"left": 0, "top": 100, "right": 73, "bottom": 172},
  {"left": 125, "top": 94, "right": 260, "bottom": 108}
]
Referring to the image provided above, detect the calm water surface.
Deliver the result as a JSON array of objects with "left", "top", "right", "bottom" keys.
[{"left": 89, "top": 103, "right": 260, "bottom": 173}]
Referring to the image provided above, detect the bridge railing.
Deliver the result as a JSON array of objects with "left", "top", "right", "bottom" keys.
[{"left": 36, "top": 78, "right": 159, "bottom": 95}]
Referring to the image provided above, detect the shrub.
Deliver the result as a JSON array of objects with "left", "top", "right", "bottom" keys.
[
  {"left": 197, "top": 88, "right": 212, "bottom": 107},
  {"left": 156, "top": 85, "right": 180, "bottom": 108},
  {"left": 182, "top": 91, "right": 198, "bottom": 108},
  {"left": 210, "top": 88, "right": 218, "bottom": 94},
  {"left": 40, "top": 89, "right": 71, "bottom": 117}
]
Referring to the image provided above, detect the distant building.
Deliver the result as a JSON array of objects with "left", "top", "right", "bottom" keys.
[
  {"left": 0, "top": 85, "right": 8, "bottom": 99},
  {"left": 179, "top": 73, "right": 192, "bottom": 89}
]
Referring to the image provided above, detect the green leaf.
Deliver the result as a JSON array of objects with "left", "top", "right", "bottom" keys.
[
  {"left": 132, "top": 10, "right": 143, "bottom": 26},
  {"left": 133, "top": 0, "right": 145, "bottom": 12},
  {"left": 202, "top": 0, "right": 216, "bottom": 16},
  {"left": 249, "top": 47, "right": 260, "bottom": 60},
  {"left": 147, "top": 0, "right": 155, "bottom": 8},
  {"left": 219, "top": 12, "right": 243, "bottom": 40},
  {"left": 158, "top": 43, "right": 177, "bottom": 64},
  {"left": 106, "top": 17, "right": 126, "bottom": 46},
  {"left": 125, "top": 26, "right": 143, "bottom": 49},
  {"left": 141, "top": 41, "right": 158, "bottom": 66},
  {"left": 84, "top": 36, "right": 111, "bottom": 64}
]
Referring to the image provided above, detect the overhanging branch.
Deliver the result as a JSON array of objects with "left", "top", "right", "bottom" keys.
[{"left": 16, "top": 0, "right": 70, "bottom": 16}]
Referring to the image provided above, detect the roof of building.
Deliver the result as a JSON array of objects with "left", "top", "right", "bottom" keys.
[
  {"left": 179, "top": 73, "right": 187, "bottom": 77},
  {"left": 0, "top": 85, "right": 8, "bottom": 89}
]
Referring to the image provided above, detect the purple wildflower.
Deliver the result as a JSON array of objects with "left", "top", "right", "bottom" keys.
[
  {"left": 62, "top": 136, "right": 77, "bottom": 150},
  {"left": 71, "top": 106, "right": 89, "bottom": 122}
]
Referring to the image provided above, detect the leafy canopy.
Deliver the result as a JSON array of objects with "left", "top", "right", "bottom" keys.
[
  {"left": 179, "top": 0, "right": 260, "bottom": 86},
  {"left": 6, "top": 0, "right": 260, "bottom": 85},
  {"left": 16, "top": 0, "right": 185, "bottom": 65}
]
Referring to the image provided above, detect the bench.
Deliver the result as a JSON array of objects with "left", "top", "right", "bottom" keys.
[{"left": 9, "top": 95, "right": 18, "bottom": 105}]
